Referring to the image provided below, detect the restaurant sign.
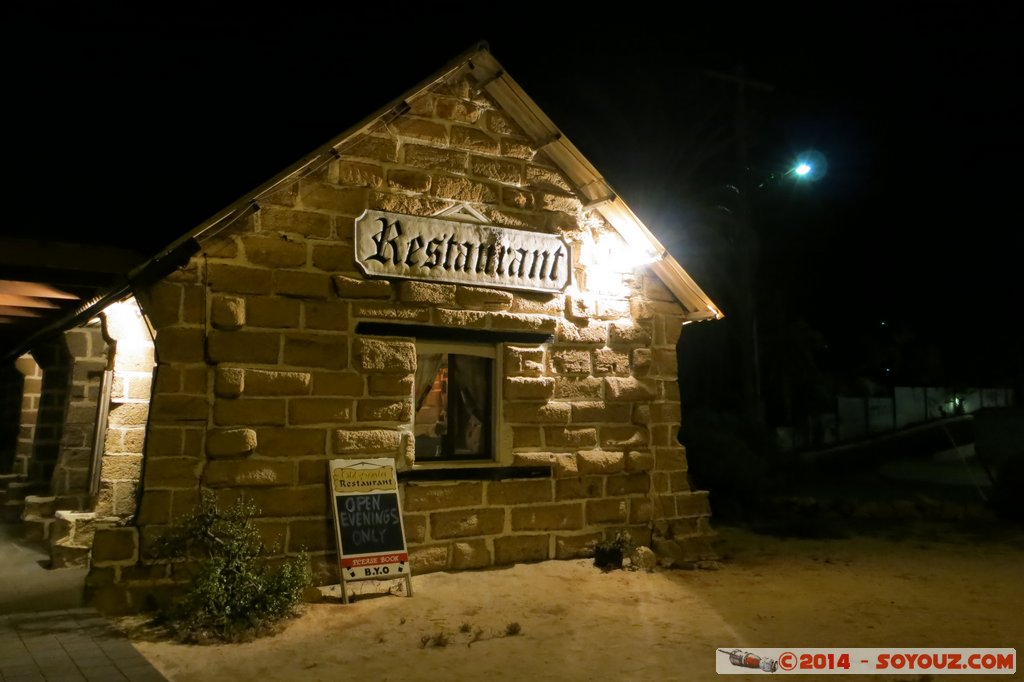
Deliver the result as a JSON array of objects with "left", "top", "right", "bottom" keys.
[{"left": 354, "top": 210, "right": 571, "bottom": 293}]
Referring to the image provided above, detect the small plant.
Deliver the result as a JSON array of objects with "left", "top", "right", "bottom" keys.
[
  {"left": 150, "top": 491, "right": 311, "bottom": 643},
  {"left": 504, "top": 622, "right": 522, "bottom": 636},
  {"left": 593, "top": 531, "right": 634, "bottom": 570},
  {"left": 459, "top": 622, "right": 472, "bottom": 633}
]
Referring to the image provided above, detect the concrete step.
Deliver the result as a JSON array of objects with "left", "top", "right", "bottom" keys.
[
  {"left": 3, "top": 481, "right": 50, "bottom": 502},
  {"left": 22, "top": 495, "right": 57, "bottom": 518},
  {"left": 1, "top": 500, "right": 23, "bottom": 523},
  {"left": 50, "top": 542, "right": 91, "bottom": 569},
  {"left": 23, "top": 515, "right": 55, "bottom": 544},
  {"left": 50, "top": 510, "right": 98, "bottom": 550}
]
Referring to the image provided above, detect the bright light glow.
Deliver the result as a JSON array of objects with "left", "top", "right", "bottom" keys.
[{"left": 794, "top": 163, "right": 812, "bottom": 176}]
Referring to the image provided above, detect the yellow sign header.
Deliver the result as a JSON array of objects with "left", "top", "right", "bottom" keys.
[{"left": 332, "top": 466, "right": 397, "bottom": 494}]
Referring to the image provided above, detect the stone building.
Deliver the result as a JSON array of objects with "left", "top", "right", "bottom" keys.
[{"left": 3, "top": 44, "right": 723, "bottom": 612}]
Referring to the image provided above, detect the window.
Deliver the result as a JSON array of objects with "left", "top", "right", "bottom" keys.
[{"left": 413, "top": 342, "right": 498, "bottom": 462}]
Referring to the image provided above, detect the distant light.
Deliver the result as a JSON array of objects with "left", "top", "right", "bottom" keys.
[
  {"left": 794, "top": 163, "right": 812, "bottom": 176},
  {"left": 885, "top": 368, "right": 891, "bottom": 373}
]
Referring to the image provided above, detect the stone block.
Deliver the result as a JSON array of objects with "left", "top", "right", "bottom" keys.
[
  {"left": 493, "top": 534, "right": 549, "bottom": 565},
  {"left": 312, "top": 243, "right": 356, "bottom": 272},
  {"left": 333, "top": 428, "right": 402, "bottom": 454},
  {"left": 538, "top": 192, "right": 581, "bottom": 214},
  {"left": 259, "top": 428, "right": 326, "bottom": 457},
  {"left": 512, "top": 426, "right": 541, "bottom": 448},
  {"left": 586, "top": 498, "right": 629, "bottom": 524},
  {"left": 404, "top": 482, "right": 483, "bottom": 511},
  {"left": 260, "top": 205, "right": 333, "bottom": 238},
  {"left": 499, "top": 138, "right": 535, "bottom": 160},
  {"left": 503, "top": 346, "right": 545, "bottom": 376},
  {"left": 356, "top": 398, "right": 412, "bottom": 422},
  {"left": 368, "top": 374, "right": 413, "bottom": 396},
  {"left": 450, "top": 125, "right": 498, "bottom": 154},
  {"left": 511, "top": 503, "right": 583, "bottom": 531},
  {"left": 342, "top": 135, "right": 398, "bottom": 163},
  {"left": 141, "top": 283, "right": 181, "bottom": 327},
  {"left": 288, "top": 518, "right": 333, "bottom": 553},
  {"left": 550, "top": 349, "right": 591, "bottom": 375},
  {"left": 91, "top": 527, "right": 139, "bottom": 565},
  {"left": 247, "top": 296, "right": 301, "bottom": 328},
  {"left": 654, "top": 447, "right": 687, "bottom": 471},
  {"left": 98, "top": 453, "right": 143, "bottom": 480},
  {"left": 554, "top": 377, "right": 603, "bottom": 400},
  {"left": 501, "top": 187, "right": 534, "bottom": 210},
  {"left": 398, "top": 281, "right": 456, "bottom": 305},
  {"left": 625, "top": 450, "right": 655, "bottom": 472},
  {"left": 244, "top": 236, "right": 307, "bottom": 268},
  {"left": 332, "top": 275, "right": 392, "bottom": 299},
  {"left": 207, "top": 330, "right": 280, "bottom": 364},
  {"left": 601, "top": 426, "right": 649, "bottom": 448},
  {"left": 283, "top": 334, "right": 348, "bottom": 370},
  {"left": 606, "top": 472, "right": 651, "bottom": 496},
  {"left": 435, "top": 97, "right": 481, "bottom": 123},
  {"left": 387, "top": 170, "right": 431, "bottom": 192},
  {"left": 298, "top": 182, "right": 366, "bottom": 214},
  {"left": 512, "top": 451, "right": 577, "bottom": 477},
  {"left": 208, "top": 264, "right": 274, "bottom": 294},
  {"left": 144, "top": 457, "right": 200, "bottom": 488},
  {"left": 609, "top": 322, "right": 651, "bottom": 347},
  {"left": 570, "top": 401, "right": 631, "bottom": 423},
  {"left": 576, "top": 450, "right": 625, "bottom": 475},
  {"left": 471, "top": 156, "right": 522, "bottom": 184},
  {"left": 335, "top": 161, "right": 385, "bottom": 189},
  {"left": 353, "top": 303, "right": 430, "bottom": 323},
  {"left": 503, "top": 376, "right": 554, "bottom": 400},
  {"left": 312, "top": 371, "right": 364, "bottom": 397},
  {"left": 676, "top": 491, "right": 711, "bottom": 517},
  {"left": 430, "top": 175, "right": 498, "bottom": 204},
  {"left": 554, "top": 476, "right": 603, "bottom": 500},
  {"left": 145, "top": 427, "right": 182, "bottom": 457},
  {"left": 594, "top": 349, "right": 630, "bottom": 376},
  {"left": 402, "top": 514, "right": 427, "bottom": 544},
  {"left": 213, "top": 398, "right": 286, "bottom": 426},
  {"left": 453, "top": 285, "right": 512, "bottom": 311},
  {"left": 604, "top": 377, "right": 656, "bottom": 401},
  {"left": 210, "top": 295, "right": 245, "bottom": 330},
  {"left": 215, "top": 367, "right": 244, "bottom": 398},
  {"left": 154, "top": 327, "right": 205, "bottom": 363},
  {"left": 204, "top": 428, "right": 258, "bottom": 454},
  {"left": 430, "top": 508, "right": 505, "bottom": 539},
  {"left": 451, "top": 539, "right": 491, "bottom": 569},
  {"left": 648, "top": 401, "right": 682, "bottom": 424},
  {"left": 289, "top": 398, "right": 353, "bottom": 425},
  {"left": 504, "top": 402, "right": 570, "bottom": 424},
  {"left": 409, "top": 544, "right": 449, "bottom": 574},
  {"left": 630, "top": 499, "right": 654, "bottom": 524},
  {"left": 136, "top": 490, "right": 171, "bottom": 525},
  {"left": 555, "top": 532, "right": 603, "bottom": 559},
  {"left": 368, "top": 191, "right": 451, "bottom": 216},
  {"left": 215, "top": 485, "right": 327, "bottom": 517},
  {"left": 150, "top": 395, "right": 203, "bottom": 423},
  {"left": 274, "top": 271, "right": 332, "bottom": 299},
  {"left": 403, "top": 144, "right": 468, "bottom": 174},
  {"left": 393, "top": 117, "right": 448, "bottom": 145},
  {"left": 490, "top": 312, "right": 557, "bottom": 333},
  {"left": 244, "top": 369, "right": 311, "bottom": 396},
  {"left": 543, "top": 427, "right": 598, "bottom": 448},
  {"left": 432, "top": 309, "right": 489, "bottom": 328},
  {"left": 355, "top": 338, "right": 415, "bottom": 373},
  {"left": 304, "top": 301, "right": 349, "bottom": 331},
  {"left": 486, "top": 479, "right": 552, "bottom": 505}
]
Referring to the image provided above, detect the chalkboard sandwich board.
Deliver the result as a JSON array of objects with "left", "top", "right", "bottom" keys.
[{"left": 329, "top": 458, "right": 412, "bottom": 602}]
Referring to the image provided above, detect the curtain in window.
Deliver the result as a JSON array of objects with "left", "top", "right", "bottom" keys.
[{"left": 414, "top": 353, "right": 444, "bottom": 411}]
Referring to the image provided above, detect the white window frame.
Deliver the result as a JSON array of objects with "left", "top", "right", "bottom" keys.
[{"left": 410, "top": 340, "right": 507, "bottom": 468}]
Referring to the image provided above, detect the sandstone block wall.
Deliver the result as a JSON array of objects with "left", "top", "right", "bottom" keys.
[{"left": 86, "top": 69, "right": 714, "bottom": 613}]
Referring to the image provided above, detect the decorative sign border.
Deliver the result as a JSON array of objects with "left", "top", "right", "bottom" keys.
[
  {"left": 354, "top": 210, "right": 571, "bottom": 293},
  {"left": 329, "top": 458, "right": 412, "bottom": 602}
]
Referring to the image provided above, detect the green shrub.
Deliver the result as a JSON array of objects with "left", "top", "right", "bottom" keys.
[{"left": 150, "top": 491, "right": 311, "bottom": 642}]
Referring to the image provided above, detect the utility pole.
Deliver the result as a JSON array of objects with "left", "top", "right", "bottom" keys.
[{"left": 704, "top": 67, "right": 774, "bottom": 425}]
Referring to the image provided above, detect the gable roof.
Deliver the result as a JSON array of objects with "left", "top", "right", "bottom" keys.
[{"left": 4, "top": 43, "right": 720, "bottom": 359}]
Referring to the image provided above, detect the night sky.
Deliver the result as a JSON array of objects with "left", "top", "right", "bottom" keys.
[{"left": 4, "top": 4, "right": 1021, "bottom": 396}]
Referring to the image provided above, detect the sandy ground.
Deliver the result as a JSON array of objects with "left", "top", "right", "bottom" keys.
[{"left": 121, "top": 524, "right": 1023, "bottom": 682}]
